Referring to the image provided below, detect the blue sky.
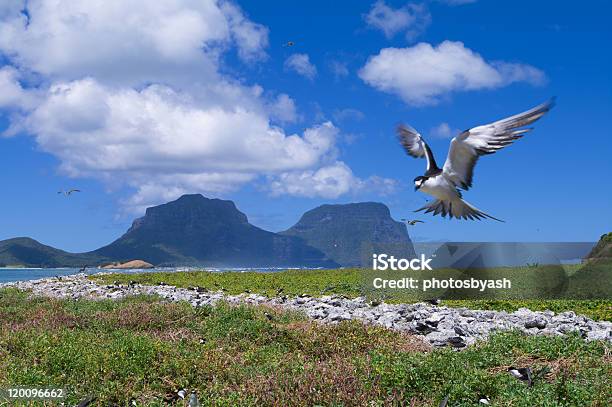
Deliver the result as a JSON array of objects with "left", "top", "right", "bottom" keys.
[{"left": 0, "top": 0, "right": 610, "bottom": 252}]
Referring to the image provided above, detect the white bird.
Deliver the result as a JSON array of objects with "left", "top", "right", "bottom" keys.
[{"left": 397, "top": 99, "right": 555, "bottom": 221}]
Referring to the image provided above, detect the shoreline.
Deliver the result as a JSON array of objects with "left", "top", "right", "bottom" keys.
[{"left": 2, "top": 273, "right": 610, "bottom": 348}]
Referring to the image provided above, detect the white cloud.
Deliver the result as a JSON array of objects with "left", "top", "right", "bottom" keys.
[
  {"left": 268, "top": 93, "right": 298, "bottom": 123},
  {"left": 220, "top": 1, "right": 269, "bottom": 62},
  {"left": 429, "top": 122, "right": 456, "bottom": 138},
  {"left": 359, "top": 41, "right": 546, "bottom": 105},
  {"left": 0, "top": 66, "right": 38, "bottom": 110},
  {"left": 0, "top": 0, "right": 390, "bottom": 210},
  {"left": 0, "top": 0, "right": 267, "bottom": 87},
  {"left": 26, "top": 78, "right": 339, "bottom": 183},
  {"left": 364, "top": 1, "right": 430, "bottom": 41},
  {"left": 269, "top": 162, "right": 397, "bottom": 199},
  {"left": 284, "top": 53, "right": 317, "bottom": 80}
]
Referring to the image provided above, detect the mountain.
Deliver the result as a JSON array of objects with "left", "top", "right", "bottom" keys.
[
  {"left": 92, "top": 194, "right": 336, "bottom": 267},
  {"left": 0, "top": 237, "right": 104, "bottom": 268},
  {"left": 281, "top": 202, "right": 416, "bottom": 267},
  {"left": 585, "top": 232, "right": 612, "bottom": 262}
]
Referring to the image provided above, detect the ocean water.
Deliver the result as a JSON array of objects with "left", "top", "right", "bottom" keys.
[{"left": 0, "top": 266, "right": 321, "bottom": 284}]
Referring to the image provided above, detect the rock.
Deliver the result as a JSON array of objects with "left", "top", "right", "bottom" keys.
[
  {"left": 454, "top": 326, "right": 467, "bottom": 336},
  {"left": 2, "top": 273, "right": 611, "bottom": 349},
  {"left": 447, "top": 336, "right": 467, "bottom": 348},
  {"left": 414, "top": 321, "right": 436, "bottom": 334},
  {"left": 525, "top": 318, "right": 548, "bottom": 329}
]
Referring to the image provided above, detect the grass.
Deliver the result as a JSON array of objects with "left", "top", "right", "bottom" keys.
[
  {"left": 0, "top": 288, "right": 610, "bottom": 406},
  {"left": 92, "top": 269, "right": 612, "bottom": 321}
]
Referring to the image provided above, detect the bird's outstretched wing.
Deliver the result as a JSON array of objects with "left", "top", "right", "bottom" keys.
[
  {"left": 397, "top": 125, "right": 440, "bottom": 174},
  {"left": 442, "top": 98, "right": 555, "bottom": 190}
]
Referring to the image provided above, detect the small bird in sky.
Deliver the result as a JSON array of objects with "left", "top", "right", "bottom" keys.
[
  {"left": 397, "top": 99, "right": 555, "bottom": 221},
  {"left": 57, "top": 189, "right": 81, "bottom": 196},
  {"left": 283, "top": 41, "right": 295, "bottom": 47},
  {"left": 401, "top": 219, "right": 424, "bottom": 225}
]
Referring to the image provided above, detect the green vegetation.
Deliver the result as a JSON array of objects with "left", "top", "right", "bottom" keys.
[
  {"left": 93, "top": 268, "right": 612, "bottom": 321},
  {"left": 585, "top": 232, "right": 612, "bottom": 260},
  {"left": 0, "top": 288, "right": 610, "bottom": 406}
]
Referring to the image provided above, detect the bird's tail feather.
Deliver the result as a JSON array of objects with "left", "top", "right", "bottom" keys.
[{"left": 415, "top": 198, "right": 504, "bottom": 222}]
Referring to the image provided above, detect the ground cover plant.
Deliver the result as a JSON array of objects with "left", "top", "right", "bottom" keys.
[
  {"left": 0, "top": 288, "right": 611, "bottom": 406},
  {"left": 93, "top": 269, "right": 612, "bottom": 321}
]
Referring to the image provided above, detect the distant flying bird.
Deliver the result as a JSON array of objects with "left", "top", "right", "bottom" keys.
[
  {"left": 283, "top": 41, "right": 295, "bottom": 47},
  {"left": 397, "top": 99, "right": 555, "bottom": 221},
  {"left": 58, "top": 189, "right": 81, "bottom": 196},
  {"left": 401, "top": 219, "right": 424, "bottom": 225}
]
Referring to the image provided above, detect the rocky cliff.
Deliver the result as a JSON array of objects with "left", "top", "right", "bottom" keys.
[
  {"left": 281, "top": 202, "right": 416, "bottom": 267},
  {"left": 93, "top": 194, "right": 336, "bottom": 267}
]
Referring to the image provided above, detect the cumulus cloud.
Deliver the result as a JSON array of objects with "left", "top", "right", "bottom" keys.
[
  {"left": 359, "top": 41, "right": 546, "bottom": 105},
  {"left": 284, "top": 53, "right": 317, "bottom": 80},
  {"left": 269, "top": 162, "right": 397, "bottom": 199},
  {"left": 364, "top": 1, "right": 431, "bottom": 41},
  {"left": 0, "top": 0, "right": 388, "bottom": 210},
  {"left": 27, "top": 80, "right": 339, "bottom": 176},
  {"left": 268, "top": 93, "right": 298, "bottom": 123},
  {"left": 0, "top": 66, "right": 38, "bottom": 110}
]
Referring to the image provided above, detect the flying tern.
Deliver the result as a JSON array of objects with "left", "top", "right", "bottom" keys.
[{"left": 397, "top": 99, "right": 555, "bottom": 221}]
